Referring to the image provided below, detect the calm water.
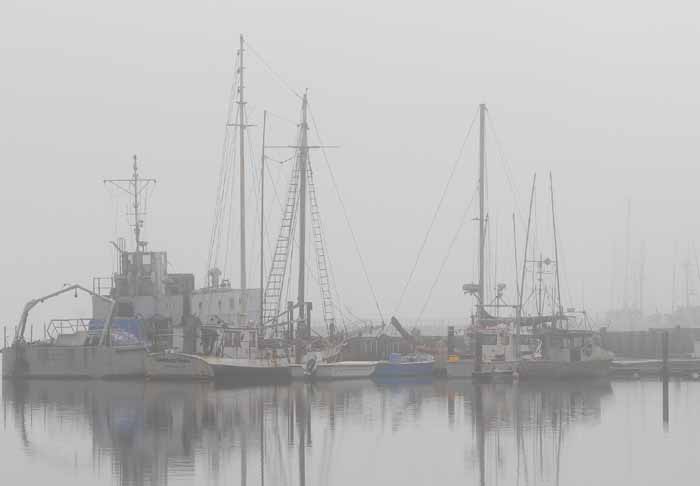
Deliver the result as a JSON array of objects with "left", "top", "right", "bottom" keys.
[{"left": 0, "top": 371, "right": 697, "bottom": 486}]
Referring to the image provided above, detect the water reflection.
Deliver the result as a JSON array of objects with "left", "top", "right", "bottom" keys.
[{"left": 1, "top": 378, "right": 613, "bottom": 486}]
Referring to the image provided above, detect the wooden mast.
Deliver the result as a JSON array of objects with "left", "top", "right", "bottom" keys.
[
  {"left": 260, "top": 110, "right": 267, "bottom": 331},
  {"left": 238, "top": 34, "right": 248, "bottom": 325},
  {"left": 297, "top": 92, "right": 310, "bottom": 335}
]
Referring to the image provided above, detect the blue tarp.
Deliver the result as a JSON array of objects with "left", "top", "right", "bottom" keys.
[{"left": 88, "top": 318, "right": 144, "bottom": 344}]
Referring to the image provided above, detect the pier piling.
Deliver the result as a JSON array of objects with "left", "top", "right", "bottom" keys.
[{"left": 662, "top": 330, "right": 669, "bottom": 428}]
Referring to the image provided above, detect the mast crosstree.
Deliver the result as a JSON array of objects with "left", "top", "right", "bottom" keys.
[{"left": 104, "top": 155, "right": 156, "bottom": 253}]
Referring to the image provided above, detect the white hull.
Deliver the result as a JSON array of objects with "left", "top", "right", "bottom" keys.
[
  {"left": 311, "top": 361, "right": 378, "bottom": 380},
  {"left": 2, "top": 344, "right": 145, "bottom": 379},
  {"left": 145, "top": 352, "right": 214, "bottom": 380},
  {"left": 446, "top": 359, "right": 516, "bottom": 378}
]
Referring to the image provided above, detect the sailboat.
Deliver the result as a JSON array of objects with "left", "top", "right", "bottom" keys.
[
  {"left": 147, "top": 37, "right": 348, "bottom": 383},
  {"left": 445, "top": 104, "right": 519, "bottom": 379}
]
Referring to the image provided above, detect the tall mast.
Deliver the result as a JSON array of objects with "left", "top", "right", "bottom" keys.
[
  {"left": 478, "top": 103, "right": 487, "bottom": 318},
  {"left": 260, "top": 110, "right": 267, "bottom": 330},
  {"left": 238, "top": 34, "right": 248, "bottom": 324},
  {"left": 297, "top": 92, "right": 310, "bottom": 325}
]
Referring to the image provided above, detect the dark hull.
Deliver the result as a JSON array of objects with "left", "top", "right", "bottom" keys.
[
  {"left": 519, "top": 359, "right": 612, "bottom": 380},
  {"left": 210, "top": 363, "right": 291, "bottom": 385}
]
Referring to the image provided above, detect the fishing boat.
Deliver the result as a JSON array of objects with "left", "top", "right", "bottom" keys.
[
  {"left": 4, "top": 159, "right": 194, "bottom": 380},
  {"left": 374, "top": 353, "right": 435, "bottom": 377},
  {"left": 446, "top": 324, "right": 518, "bottom": 379},
  {"left": 2, "top": 284, "right": 146, "bottom": 379},
  {"left": 518, "top": 328, "right": 613, "bottom": 379},
  {"left": 513, "top": 174, "right": 614, "bottom": 380}
]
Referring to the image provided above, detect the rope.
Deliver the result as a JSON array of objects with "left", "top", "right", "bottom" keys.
[
  {"left": 417, "top": 188, "right": 478, "bottom": 322},
  {"left": 486, "top": 110, "right": 527, "bottom": 233},
  {"left": 394, "top": 106, "right": 480, "bottom": 314},
  {"left": 308, "top": 104, "right": 386, "bottom": 324}
]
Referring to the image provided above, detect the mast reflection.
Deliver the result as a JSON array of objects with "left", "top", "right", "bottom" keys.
[{"left": 2, "top": 378, "right": 611, "bottom": 486}]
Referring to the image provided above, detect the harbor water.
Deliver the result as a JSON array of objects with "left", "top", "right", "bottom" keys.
[{"left": 0, "top": 361, "right": 697, "bottom": 485}]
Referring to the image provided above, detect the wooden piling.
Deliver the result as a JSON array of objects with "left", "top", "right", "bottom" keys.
[
  {"left": 662, "top": 330, "right": 669, "bottom": 427},
  {"left": 447, "top": 326, "right": 455, "bottom": 355}
]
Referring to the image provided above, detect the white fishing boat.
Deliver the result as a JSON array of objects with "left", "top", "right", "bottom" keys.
[{"left": 446, "top": 325, "right": 518, "bottom": 378}]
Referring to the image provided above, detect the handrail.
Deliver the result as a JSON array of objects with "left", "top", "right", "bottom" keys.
[{"left": 15, "top": 284, "right": 116, "bottom": 347}]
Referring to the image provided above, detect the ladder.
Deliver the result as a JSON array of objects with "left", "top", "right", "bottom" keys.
[
  {"left": 307, "top": 161, "right": 336, "bottom": 333},
  {"left": 262, "top": 152, "right": 301, "bottom": 327}
]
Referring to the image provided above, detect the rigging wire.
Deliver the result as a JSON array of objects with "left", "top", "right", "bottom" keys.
[
  {"left": 394, "top": 106, "right": 480, "bottom": 314},
  {"left": 246, "top": 41, "right": 303, "bottom": 101},
  {"left": 308, "top": 104, "right": 386, "bottom": 324},
  {"left": 417, "top": 188, "right": 478, "bottom": 322}
]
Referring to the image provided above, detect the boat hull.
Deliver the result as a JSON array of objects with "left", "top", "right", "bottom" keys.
[
  {"left": 145, "top": 352, "right": 214, "bottom": 380},
  {"left": 311, "top": 361, "right": 378, "bottom": 380},
  {"left": 2, "top": 344, "right": 145, "bottom": 379},
  {"left": 206, "top": 358, "right": 291, "bottom": 385},
  {"left": 446, "top": 359, "right": 475, "bottom": 378},
  {"left": 518, "top": 359, "right": 612, "bottom": 380},
  {"left": 374, "top": 360, "right": 434, "bottom": 377}
]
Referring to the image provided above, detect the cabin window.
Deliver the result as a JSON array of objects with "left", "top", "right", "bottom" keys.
[
  {"left": 481, "top": 334, "right": 497, "bottom": 346},
  {"left": 572, "top": 336, "right": 584, "bottom": 348},
  {"left": 229, "top": 298, "right": 236, "bottom": 310},
  {"left": 502, "top": 335, "right": 510, "bottom": 346},
  {"left": 550, "top": 336, "right": 564, "bottom": 348},
  {"left": 143, "top": 254, "right": 151, "bottom": 265},
  {"left": 224, "top": 331, "right": 233, "bottom": 347}
]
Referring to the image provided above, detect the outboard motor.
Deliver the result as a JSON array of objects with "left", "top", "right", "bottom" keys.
[{"left": 304, "top": 356, "right": 318, "bottom": 378}]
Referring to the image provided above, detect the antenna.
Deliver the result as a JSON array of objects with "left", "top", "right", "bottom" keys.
[{"left": 104, "top": 155, "right": 156, "bottom": 253}]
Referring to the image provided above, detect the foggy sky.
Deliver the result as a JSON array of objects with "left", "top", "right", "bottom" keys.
[{"left": 2, "top": 0, "right": 700, "bottom": 330}]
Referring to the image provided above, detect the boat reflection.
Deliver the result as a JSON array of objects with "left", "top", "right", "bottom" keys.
[{"left": 1, "top": 378, "right": 612, "bottom": 486}]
